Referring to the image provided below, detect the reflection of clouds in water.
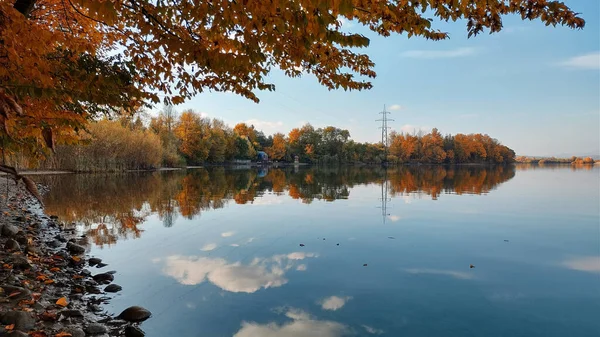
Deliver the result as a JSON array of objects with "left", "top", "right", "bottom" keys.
[
  {"left": 562, "top": 256, "right": 600, "bottom": 274},
  {"left": 405, "top": 268, "right": 473, "bottom": 280},
  {"left": 387, "top": 215, "right": 401, "bottom": 222},
  {"left": 251, "top": 196, "right": 284, "bottom": 206},
  {"left": 160, "top": 252, "right": 317, "bottom": 293},
  {"left": 221, "top": 231, "right": 236, "bottom": 237},
  {"left": 233, "top": 308, "right": 348, "bottom": 337},
  {"left": 362, "top": 325, "right": 384, "bottom": 335},
  {"left": 200, "top": 243, "right": 217, "bottom": 251},
  {"left": 319, "top": 296, "right": 352, "bottom": 311}
]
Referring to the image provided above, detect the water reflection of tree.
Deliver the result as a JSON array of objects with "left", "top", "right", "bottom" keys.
[{"left": 37, "top": 165, "right": 515, "bottom": 247}]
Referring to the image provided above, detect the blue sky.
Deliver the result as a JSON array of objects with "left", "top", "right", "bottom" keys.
[{"left": 165, "top": 1, "right": 599, "bottom": 157}]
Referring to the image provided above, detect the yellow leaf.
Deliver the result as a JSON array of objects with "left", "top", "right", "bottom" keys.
[
  {"left": 55, "top": 297, "right": 68, "bottom": 307},
  {"left": 55, "top": 332, "right": 72, "bottom": 337}
]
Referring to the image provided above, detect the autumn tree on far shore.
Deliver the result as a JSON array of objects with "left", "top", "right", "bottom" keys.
[{"left": 0, "top": 0, "right": 586, "bottom": 160}]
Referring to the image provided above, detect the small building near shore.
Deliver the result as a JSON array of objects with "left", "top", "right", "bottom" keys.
[{"left": 257, "top": 151, "right": 268, "bottom": 162}]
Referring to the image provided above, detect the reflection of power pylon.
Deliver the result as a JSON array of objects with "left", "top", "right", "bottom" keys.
[{"left": 377, "top": 169, "right": 391, "bottom": 223}]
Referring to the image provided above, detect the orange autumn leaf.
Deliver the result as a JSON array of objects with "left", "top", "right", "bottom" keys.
[
  {"left": 32, "top": 293, "right": 42, "bottom": 300},
  {"left": 5, "top": 324, "right": 14, "bottom": 330},
  {"left": 44, "top": 279, "right": 55, "bottom": 285},
  {"left": 50, "top": 267, "right": 61, "bottom": 272},
  {"left": 36, "top": 274, "right": 48, "bottom": 281},
  {"left": 40, "top": 311, "right": 57, "bottom": 321},
  {"left": 55, "top": 332, "right": 72, "bottom": 337},
  {"left": 30, "top": 331, "right": 49, "bottom": 337},
  {"left": 55, "top": 297, "right": 68, "bottom": 307},
  {"left": 8, "top": 291, "right": 21, "bottom": 298},
  {"left": 71, "top": 256, "right": 81, "bottom": 262}
]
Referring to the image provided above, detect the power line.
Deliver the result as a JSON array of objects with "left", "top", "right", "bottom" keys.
[{"left": 376, "top": 105, "right": 394, "bottom": 160}]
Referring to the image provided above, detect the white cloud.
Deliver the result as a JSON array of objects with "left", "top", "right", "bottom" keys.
[
  {"left": 319, "top": 296, "right": 352, "bottom": 311},
  {"left": 338, "top": 17, "right": 353, "bottom": 29},
  {"left": 399, "top": 124, "right": 430, "bottom": 135},
  {"left": 561, "top": 256, "right": 600, "bottom": 274},
  {"left": 405, "top": 268, "right": 474, "bottom": 280},
  {"left": 387, "top": 215, "right": 401, "bottom": 222},
  {"left": 559, "top": 52, "right": 600, "bottom": 69},
  {"left": 230, "top": 244, "right": 240, "bottom": 247},
  {"left": 221, "top": 231, "right": 236, "bottom": 237},
  {"left": 233, "top": 308, "right": 348, "bottom": 337},
  {"left": 388, "top": 104, "right": 402, "bottom": 111},
  {"left": 245, "top": 119, "right": 285, "bottom": 134},
  {"left": 252, "top": 195, "right": 284, "bottom": 206},
  {"left": 296, "top": 264, "right": 307, "bottom": 271},
  {"left": 200, "top": 243, "right": 218, "bottom": 251},
  {"left": 159, "top": 252, "right": 317, "bottom": 293},
  {"left": 400, "top": 47, "right": 477, "bottom": 59},
  {"left": 362, "top": 325, "right": 384, "bottom": 335}
]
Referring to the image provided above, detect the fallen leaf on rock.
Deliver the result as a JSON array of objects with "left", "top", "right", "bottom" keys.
[
  {"left": 41, "top": 311, "right": 57, "bottom": 321},
  {"left": 8, "top": 291, "right": 21, "bottom": 298},
  {"left": 55, "top": 297, "right": 68, "bottom": 307},
  {"left": 71, "top": 256, "right": 81, "bottom": 262},
  {"left": 31, "top": 331, "right": 49, "bottom": 337},
  {"left": 55, "top": 332, "right": 72, "bottom": 337},
  {"left": 5, "top": 324, "right": 14, "bottom": 330},
  {"left": 44, "top": 279, "right": 55, "bottom": 285},
  {"left": 50, "top": 267, "right": 60, "bottom": 272},
  {"left": 32, "top": 293, "right": 42, "bottom": 300}
]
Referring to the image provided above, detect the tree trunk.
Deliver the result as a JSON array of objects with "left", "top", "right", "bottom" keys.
[{"left": 13, "top": 0, "right": 37, "bottom": 17}]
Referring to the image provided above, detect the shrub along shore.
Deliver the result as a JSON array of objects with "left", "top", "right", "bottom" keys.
[{"left": 0, "top": 179, "right": 150, "bottom": 336}]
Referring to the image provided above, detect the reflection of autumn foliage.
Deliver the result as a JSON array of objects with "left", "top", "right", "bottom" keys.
[
  {"left": 37, "top": 165, "right": 515, "bottom": 247},
  {"left": 388, "top": 166, "right": 515, "bottom": 199}
]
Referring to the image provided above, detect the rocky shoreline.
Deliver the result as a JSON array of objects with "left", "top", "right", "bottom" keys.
[{"left": 0, "top": 179, "right": 150, "bottom": 336}]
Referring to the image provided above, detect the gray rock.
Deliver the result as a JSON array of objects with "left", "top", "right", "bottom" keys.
[
  {"left": 14, "top": 233, "right": 28, "bottom": 245},
  {"left": 88, "top": 257, "right": 102, "bottom": 266},
  {"left": 84, "top": 323, "right": 108, "bottom": 335},
  {"left": 9, "top": 255, "right": 32, "bottom": 270},
  {"left": 1, "top": 223, "right": 20, "bottom": 237},
  {"left": 117, "top": 306, "right": 152, "bottom": 322},
  {"left": 0, "top": 285, "right": 31, "bottom": 300},
  {"left": 0, "top": 310, "right": 35, "bottom": 331},
  {"left": 60, "top": 309, "right": 84, "bottom": 318},
  {"left": 95, "top": 262, "right": 108, "bottom": 268},
  {"left": 47, "top": 239, "right": 62, "bottom": 248},
  {"left": 92, "top": 273, "right": 114, "bottom": 284},
  {"left": 125, "top": 326, "right": 146, "bottom": 337},
  {"left": 104, "top": 284, "right": 122, "bottom": 293},
  {"left": 4, "top": 238, "right": 20, "bottom": 251},
  {"left": 81, "top": 269, "right": 92, "bottom": 277},
  {"left": 63, "top": 326, "right": 85, "bottom": 337},
  {"left": 67, "top": 242, "right": 85, "bottom": 254}
]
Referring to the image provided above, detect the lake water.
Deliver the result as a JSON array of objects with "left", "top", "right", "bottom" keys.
[{"left": 36, "top": 165, "right": 600, "bottom": 337}]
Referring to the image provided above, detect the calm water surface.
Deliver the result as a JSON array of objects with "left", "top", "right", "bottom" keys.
[{"left": 36, "top": 165, "right": 600, "bottom": 337}]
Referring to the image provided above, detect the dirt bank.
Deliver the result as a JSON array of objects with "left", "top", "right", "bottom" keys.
[{"left": 0, "top": 178, "right": 149, "bottom": 337}]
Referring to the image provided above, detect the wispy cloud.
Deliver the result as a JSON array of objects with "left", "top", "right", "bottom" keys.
[
  {"left": 388, "top": 104, "right": 402, "bottom": 111},
  {"left": 200, "top": 243, "right": 217, "bottom": 251},
  {"left": 399, "top": 124, "right": 430, "bottom": 135},
  {"left": 561, "top": 256, "right": 600, "bottom": 274},
  {"left": 245, "top": 119, "right": 284, "bottom": 132},
  {"left": 400, "top": 47, "right": 477, "bottom": 59},
  {"left": 559, "top": 52, "right": 600, "bottom": 69},
  {"left": 363, "top": 325, "right": 384, "bottom": 335},
  {"left": 234, "top": 308, "right": 348, "bottom": 337},
  {"left": 405, "top": 268, "right": 474, "bottom": 280},
  {"left": 387, "top": 215, "right": 401, "bottom": 222},
  {"left": 318, "top": 296, "right": 352, "bottom": 311},
  {"left": 221, "top": 231, "right": 236, "bottom": 237}
]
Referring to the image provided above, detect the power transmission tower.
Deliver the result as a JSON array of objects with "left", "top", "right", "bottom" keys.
[
  {"left": 377, "top": 169, "right": 391, "bottom": 223},
  {"left": 376, "top": 105, "right": 394, "bottom": 162}
]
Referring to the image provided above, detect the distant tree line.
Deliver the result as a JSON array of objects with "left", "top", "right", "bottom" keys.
[
  {"left": 7, "top": 105, "right": 515, "bottom": 171},
  {"left": 515, "top": 156, "right": 597, "bottom": 165}
]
